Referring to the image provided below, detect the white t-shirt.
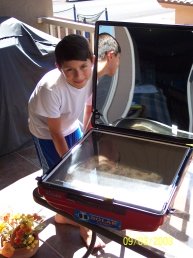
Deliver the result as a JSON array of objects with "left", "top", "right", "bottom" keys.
[{"left": 28, "top": 68, "right": 92, "bottom": 139}]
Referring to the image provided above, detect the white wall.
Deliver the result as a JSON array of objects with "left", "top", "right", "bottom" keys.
[{"left": 0, "top": 0, "right": 53, "bottom": 32}]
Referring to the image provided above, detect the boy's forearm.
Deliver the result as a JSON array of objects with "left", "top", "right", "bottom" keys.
[
  {"left": 83, "top": 104, "right": 92, "bottom": 133},
  {"left": 47, "top": 117, "right": 69, "bottom": 157}
]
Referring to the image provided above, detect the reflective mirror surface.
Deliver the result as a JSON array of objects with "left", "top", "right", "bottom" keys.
[{"left": 94, "top": 21, "right": 193, "bottom": 140}]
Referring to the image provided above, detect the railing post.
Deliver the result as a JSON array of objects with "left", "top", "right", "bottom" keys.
[
  {"left": 105, "top": 8, "right": 108, "bottom": 21},
  {"left": 73, "top": 4, "right": 77, "bottom": 22}
]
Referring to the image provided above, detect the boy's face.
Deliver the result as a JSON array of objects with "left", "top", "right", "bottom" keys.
[{"left": 60, "top": 59, "right": 93, "bottom": 89}]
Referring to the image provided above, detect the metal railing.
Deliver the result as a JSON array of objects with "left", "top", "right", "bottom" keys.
[
  {"left": 54, "top": 4, "right": 77, "bottom": 21},
  {"left": 77, "top": 8, "right": 108, "bottom": 24},
  {"left": 37, "top": 16, "right": 95, "bottom": 50}
]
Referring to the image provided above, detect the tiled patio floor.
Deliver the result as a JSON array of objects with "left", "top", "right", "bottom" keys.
[{"left": 1, "top": 142, "right": 193, "bottom": 258}]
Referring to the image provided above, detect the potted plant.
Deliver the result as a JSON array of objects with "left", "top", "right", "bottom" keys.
[{"left": 0, "top": 213, "right": 44, "bottom": 258}]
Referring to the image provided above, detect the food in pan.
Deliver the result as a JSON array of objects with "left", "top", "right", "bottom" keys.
[{"left": 66, "top": 155, "right": 162, "bottom": 183}]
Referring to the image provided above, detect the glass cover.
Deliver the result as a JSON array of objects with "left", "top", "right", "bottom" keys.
[
  {"left": 43, "top": 130, "right": 189, "bottom": 213},
  {"left": 93, "top": 21, "right": 193, "bottom": 140}
]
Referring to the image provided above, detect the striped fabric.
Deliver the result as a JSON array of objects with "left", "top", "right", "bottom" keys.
[{"left": 157, "top": 0, "right": 193, "bottom": 6}]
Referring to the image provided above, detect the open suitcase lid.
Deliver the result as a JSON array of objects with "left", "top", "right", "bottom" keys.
[
  {"left": 91, "top": 20, "right": 193, "bottom": 145},
  {"left": 38, "top": 21, "right": 193, "bottom": 225}
]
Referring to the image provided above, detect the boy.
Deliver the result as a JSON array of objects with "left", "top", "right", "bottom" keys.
[
  {"left": 29, "top": 34, "right": 93, "bottom": 173},
  {"left": 28, "top": 34, "right": 104, "bottom": 248}
]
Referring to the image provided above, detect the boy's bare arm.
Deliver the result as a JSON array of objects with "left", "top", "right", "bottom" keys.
[
  {"left": 47, "top": 117, "right": 69, "bottom": 157},
  {"left": 83, "top": 104, "right": 92, "bottom": 133}
]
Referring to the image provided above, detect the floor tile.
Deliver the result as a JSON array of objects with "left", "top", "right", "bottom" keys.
[
  {"left": 16, "top": 144, "right": 41, "bottom": 168},
  {"left": 31, "top": 238, "right": 64, "bottom": 258},
  {"left": 0, "top": 153, "right": 39, "bottom": 190}
]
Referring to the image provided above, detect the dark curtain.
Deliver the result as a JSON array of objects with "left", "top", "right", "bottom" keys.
[{"left": 0, "top": 17, "right": 59, "bottom": 156}]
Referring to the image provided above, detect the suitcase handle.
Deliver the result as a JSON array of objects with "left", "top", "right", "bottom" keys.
[{"left": 66, "top": 193, "right": 126, "bottom": 215}]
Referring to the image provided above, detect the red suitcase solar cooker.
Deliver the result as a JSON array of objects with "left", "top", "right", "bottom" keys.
[{"left": 37, "top": 20, "right": 193, "bottom": 232}]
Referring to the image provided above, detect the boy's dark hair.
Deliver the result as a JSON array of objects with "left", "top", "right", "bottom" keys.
[
  {"left": 98, "top": 32, "right": 121, "bottom": 60},
  {"left": 55, "top": 34, "right": 93, "bottom": 67}
]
